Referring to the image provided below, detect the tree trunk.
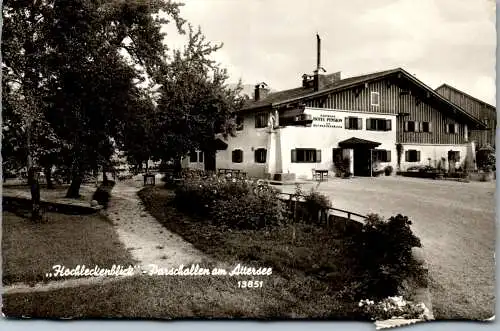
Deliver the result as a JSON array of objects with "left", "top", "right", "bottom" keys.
[
  {"left": 103, "top": 169, "right": 108, "bottom": 185},
  {"left": 27, "top": 167, "right": 42, "bottom": 221},
  {"left": 66, "top": 169, "right": 83, "bottom": 198},
  {"left": 44, "top": 165, "right": 54, "bottom": 189}
]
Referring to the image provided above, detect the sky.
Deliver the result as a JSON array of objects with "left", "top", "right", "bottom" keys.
[{"left": 162, "top": 0, "right": 496, "bottom": 105}]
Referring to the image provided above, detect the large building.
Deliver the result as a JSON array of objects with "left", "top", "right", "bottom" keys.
[
  {"left": 184, "top": 38, "right": 493, "bottom": 180},
  {"left": 435, "top": 83, "right": 496, "bottom": 149}
]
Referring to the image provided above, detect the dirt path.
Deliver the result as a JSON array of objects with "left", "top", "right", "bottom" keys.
[
  {"left": 2, "top": 181, "right": 209, "bottom": 294},
  {"left": 103, "top": 180, "right": 208, "bottom": 271}
]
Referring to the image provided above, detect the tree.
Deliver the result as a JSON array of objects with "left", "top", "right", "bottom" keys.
[
  {"left": 2, "top": 0, "right": 66, "bottom": 219},
  {"left": 153, "top": 25, "right": 245, "bottom": 165},
  {"left": 3, "top": 0, "right": 186, "bottom": 198}
]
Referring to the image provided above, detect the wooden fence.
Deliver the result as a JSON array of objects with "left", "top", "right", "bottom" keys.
[{"left": 277, "top": 192, "right": 367, "bottom": 227}]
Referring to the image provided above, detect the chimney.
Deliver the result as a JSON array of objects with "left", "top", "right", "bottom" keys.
[
  {"left": 318, "top": 71, "right": 342, "bottom": 89},
  {"left": 254, "top": 82, "right": 269, "bottom": 101},
  {"left": 313, "top": 34, "right": 326, "bottom": 91}
]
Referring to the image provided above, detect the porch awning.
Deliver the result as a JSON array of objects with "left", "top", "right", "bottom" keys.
[{"left": 338, "top": 137, "right": 381, "bottom": 149}]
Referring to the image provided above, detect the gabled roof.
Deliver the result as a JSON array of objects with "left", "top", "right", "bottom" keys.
[
  {"left": 243, "top": 68, "right": 399, "bottom": 110},
  {"left": 435, "top": 83, "right": 496, "bottom": 110},
  {"left": 242, "top": 67, "right": 486, "bottom": 128}
]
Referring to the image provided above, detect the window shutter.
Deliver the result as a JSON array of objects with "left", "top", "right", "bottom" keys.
[
  {"left": 456, "top": 152, "right": 460, "bottom": 161},
  {"left": 386, "top": 150, "right": 391, "bottom": 162},
  {"left": 254, "top": 150, "right": 259, "bottom": 163},
  {"left": 405, "top": 150, "right": 409, "bottom": 162},
  {"left": 386, "top": 119, "right": 392, "bottom": 131},
  {"left": 416, "top": 121, "right": 421, "bottom": 132},
  {"left": 358, "top": 118, "right": 363, "bottom": 130},
  {"left": 316, "top": 149, "right": 322, "bottom": 163},
  {"left": 345, "top": 117, "right": 349, "bottom": 129},
  {"left": 428, "top": 122, "right": 432, "bottom": 133},
  {"left": 445, "top": 124, "right": 450, "bottom": 133},
  {"left": 404, "top": 121, "right": 409, "bottom": 132},
  {"left": 417, "top": 151, "right": 421, "bottom": 162},
  {"left": 262, "top": 150, "right": 267, "bottom": 163},
  {"left": 291, "top": 149, "right": 297, "bottom": 163},
  {"left": 454, "top": 123, "right": 459, "bottom": 134},
  {"left": 366, "top": 118, "right": 372, "bottom": 130},
  {"left": 199, "top": 151, "right": 204, "bottom": 163}
]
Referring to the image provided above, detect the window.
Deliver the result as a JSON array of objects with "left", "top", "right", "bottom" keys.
[
  {"left": 236, "top": 116, "right": 244, "bottom": 131},
  {"left": 421, "top": 122, "right": 432, "bottom": 133},
  {"left": 405, "top": 150, "right": 421, "bottom": 162},
  {"left": 367, "top": 118, "right": 392, "bottom": 131},
  {"left": 291, "top": 149, "right": 321, "bottom": 163},
  {"left": 405, "top": 121, "right": 416, "bottom": 132},
  {"left": 345, "top": 117, "right": 363, "bottom": 130},
  {"left": 373, "top": 150, "right": 391, "bottom": 162},
  {"left": 255, "top": 112, "right": 269, "bottom": 128},
  {"left": 189, "top": 151, "right": 203, "bottom": 163},
  {"left": 189, "top": 151, "right": 198, "bottom": 163},
  {"left": 404, "top": 121, "right": 432, "bottom": 133},
  {"left": 232, "top": 149, "right": 243, "bottom": 163},
  {"left": 254, "top": 148, "right": 267, "bottom": 163},
  {"left": 370, "top": 92, "right": 380, "bottom": 106},
  {"left": 446, "top": 123, "right": 458, "bottom": 134}
]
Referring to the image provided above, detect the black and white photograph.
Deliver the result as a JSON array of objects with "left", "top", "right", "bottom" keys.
[{"left": 1, "top": 0, "right": 496, "bottom": 328}]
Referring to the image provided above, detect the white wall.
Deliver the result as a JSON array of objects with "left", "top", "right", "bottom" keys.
[
  {"left": 399, "top": 144, "right": 469, "bottom": 171},
  {"left": 216, "top": 111, "right": 270, "bottom": 178},
  {"left": 279, "top": 108, "right": 398, "bottom": 179}
]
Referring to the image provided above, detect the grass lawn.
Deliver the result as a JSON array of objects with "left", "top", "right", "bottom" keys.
[
  {"left": 2, "top": 207, "right": 136, "bottom": 286},
  {"left": 2, "top": 187, "right": 371, "bottom": 319},
  {"left": 2, "top": 273, "right": 364, "bottom": 319}
]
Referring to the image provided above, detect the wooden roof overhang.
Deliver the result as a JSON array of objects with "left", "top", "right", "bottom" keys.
[{"left": 338, "top": 137, "right": 382, "bottom": 149}]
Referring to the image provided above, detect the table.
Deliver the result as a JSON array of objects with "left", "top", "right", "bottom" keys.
[{"left": 313, "top": 169, "right": 329, "bottom": 181}]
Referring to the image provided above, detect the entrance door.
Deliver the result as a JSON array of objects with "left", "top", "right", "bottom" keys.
[{"left": 353, "top": 148, "right": 371, "bottom": 176}]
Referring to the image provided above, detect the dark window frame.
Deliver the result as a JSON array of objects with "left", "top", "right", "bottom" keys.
[
  {"left": 255, "top": 112, "right": 269, "bottom": 128},
  {"left": 446, "top": 123, "right": 458, "bottom": 134},
  {"left": 405, "top": 150, "right": 421, "bottom": 162},
  {"left": 291, "top": 148, "right": 322, "bottom": 163},
  {"left": 254, "top": 148, "right": 267, "bottom": 163},
  {"left": 367, "top": 118, "right": 392, "bottom": 131},
  {"left": 373, "top": 149, "right": 391, "bottom": 162},
  {"left": 232, "top": 149, "right": 243, "bottom": 163},
  {"left": 345, "top": 116, "right": 363, "bottom": 130}
]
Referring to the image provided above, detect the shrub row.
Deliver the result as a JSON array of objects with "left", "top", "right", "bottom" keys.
[{"left": 174, "top": 175, "right": 288, "bottom": 229}]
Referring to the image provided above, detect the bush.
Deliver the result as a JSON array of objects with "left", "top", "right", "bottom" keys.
[
  {"left": 384, "top": 166, "right": 393, "bottom": 176},
  {"left": 174, "top": 176, "right": 288, "bottom": 229},
  {"left": 345, "top": 214, "right": 425, "bottom": 300},
  {"left": 295, "top": 188, "right": 332, "bottom": 223}
]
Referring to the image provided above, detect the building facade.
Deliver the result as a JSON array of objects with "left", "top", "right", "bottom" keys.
[
  {"left": 435, "top": 84, "right": 496, "bottom": 149},
  {"left": 184, "top": 68, "right": 487, "bottom": 180}
]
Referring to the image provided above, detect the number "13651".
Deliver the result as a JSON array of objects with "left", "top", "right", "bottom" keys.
[{"left": 237, "top": 280, "right": 263, "bottom": 288}]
